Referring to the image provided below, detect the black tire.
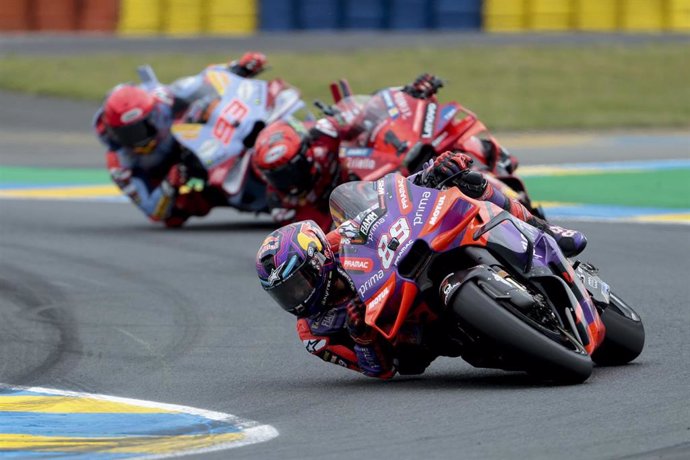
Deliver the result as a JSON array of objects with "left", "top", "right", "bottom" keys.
[
  {"left": 451, "top": 281, "right": 593, "bottom": 384},
  {"left": 591, "top": 292, "right": 645, "bottom": 366}
]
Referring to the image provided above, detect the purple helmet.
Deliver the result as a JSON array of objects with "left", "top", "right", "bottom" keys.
[{"left": 256, "top": 220, "right": 337, "bottom": 317}]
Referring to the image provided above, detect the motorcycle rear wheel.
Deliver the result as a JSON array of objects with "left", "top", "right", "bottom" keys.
[
  {"left": 591, "top": 292, "right": 645, "bottom": 366},
  {"left": 451, "top": 280, "right": 593, "bottom": 384}
]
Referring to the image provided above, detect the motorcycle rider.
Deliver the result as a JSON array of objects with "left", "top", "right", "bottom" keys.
[
  {"left": 94, "top": 52, "right": 271, "bottom": 227},
  {"left": 256, "top": 151, "right": 587, "bottom": 379},
  {"left": 252, "top": 74, "right": 517, "bottom": 230}
]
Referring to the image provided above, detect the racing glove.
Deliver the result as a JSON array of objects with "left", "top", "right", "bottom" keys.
[
  {"left": 402, "top": 73, "right": 444, "bottom": 99},
  {"left": 229, "top": 51, "right": 268, "bottom": 78},
  {"left": 346, "top": 299, "right": 395, "bottom": 379},
  {"left": 417, "top": 151, "right": 487, "bottom": 197},
  {"left": 167, "top": 162, "right": 205, "bottom": 194}
]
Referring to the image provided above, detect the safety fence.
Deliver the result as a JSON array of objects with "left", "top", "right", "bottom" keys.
[{"left": 1, "top": 0, "right": 688, "bottom": 34}]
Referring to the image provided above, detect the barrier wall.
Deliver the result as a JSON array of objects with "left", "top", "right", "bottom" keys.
[
  {"left": 484, "top": 0, "right": 690, "bottom": 31},
  {"left": 1, "top": 0, "right": 688, "bottom": 34}
]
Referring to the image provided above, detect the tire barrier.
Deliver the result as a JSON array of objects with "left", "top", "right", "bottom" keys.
[{"left": 0, "top": 1, "right": 688, "bottom": 35}]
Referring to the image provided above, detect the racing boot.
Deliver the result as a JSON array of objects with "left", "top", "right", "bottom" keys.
[{"left": 530, "top": 220, "right": 588, "bottom": 258}]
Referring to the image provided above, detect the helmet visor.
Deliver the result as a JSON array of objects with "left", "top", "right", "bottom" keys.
[
  {"left": 263, "top": 144, "right": 312, "bottom": 194},
  {"left": 110, "top": 116, "right": 157, "bottom": 151},
  {"left": 265, "top": 257, "right": 324, "bottom": 317}
]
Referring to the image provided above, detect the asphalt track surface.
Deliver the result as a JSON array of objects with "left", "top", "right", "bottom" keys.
[{"left": 1, "top": 56, "right": 690, "bottom": 459}]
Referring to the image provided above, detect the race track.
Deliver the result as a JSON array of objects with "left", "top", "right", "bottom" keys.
[{"left": 1, "top": 93, "right": 689, "bottom": 459}]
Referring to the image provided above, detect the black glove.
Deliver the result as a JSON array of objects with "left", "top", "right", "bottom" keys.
[
  {"left": 418, "top": 151, "right": 473, "bottom": 188},
  {"left": 456, "top": 170, "right": 487, "bottom": 198},
  {"left": 402, "top": 73, "right": 444, "bottom": 99},
  {"left": 417, "top": 151, "right": 487, "bottom": 198},
  {"left": 179, "top": 149, "right": 208, "bottom": 182}
]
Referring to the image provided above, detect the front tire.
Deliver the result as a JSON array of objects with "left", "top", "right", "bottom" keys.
[
  {"left": 451, "top": 281, "right": 593, "bottom": 384},
  {"left": 591, "top": 292, "right": 645, "bottom": 366}
]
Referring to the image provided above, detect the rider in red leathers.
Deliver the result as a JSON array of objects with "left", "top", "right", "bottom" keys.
[
  {"left": 94, "top": 52, "right": 272, "bottom": 227},
  {"left": 251, "top": 117, "right": 346, "bottom": 230},
  {"left": 252, "top": 74, "right": 519, "bottom": 231},
  {"left": 256, "top": 151, "right": 587, "bottom": 380}
]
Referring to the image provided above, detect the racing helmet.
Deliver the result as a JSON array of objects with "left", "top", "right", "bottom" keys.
[
  {"left": 103, "top": 84, "right": 159, "bottom": 154},
  {"left": 256, "top": 220, "right": 337, "bottom": 317},
  {"left": 253, "top": 120, "right": 313, "bottom": 195}
]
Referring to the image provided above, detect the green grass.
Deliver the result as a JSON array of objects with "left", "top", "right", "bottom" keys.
[
  {"left": 0, "top": 166, "right": 110, "bottom": 185},
  {"left": 525, "top": 169, "right": 690, "bottom": 209},
  {"left": 1, "top": 43, "right": 689, "bottom": 130}
]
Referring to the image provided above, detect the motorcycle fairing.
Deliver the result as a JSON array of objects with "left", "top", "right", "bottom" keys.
[
  {"left": 339, "top": 174, "right": 478, "bottom": 338},
  {"left": 470, "top": 211, "right": 605, "bottom": 352},
  {"left": 172, "top": 71, "right": 269, "bottom": 170},
  {"left": 336, "top": 172, "right": 604, "bottom": 349}
]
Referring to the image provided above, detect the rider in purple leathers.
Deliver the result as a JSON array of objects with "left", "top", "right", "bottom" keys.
[
  {"left": 257, "top": 151, "right": 587, "bottom": 379},
  {"left": 93, "top": 52, "right": 269, "bottom": 227}
]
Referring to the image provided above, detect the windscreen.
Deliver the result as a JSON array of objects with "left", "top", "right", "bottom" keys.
[
  {"left": 329, "top": 180, "right": 379, "bottom": 227},
  {"left": 333, "top": 94, "right": 389, "bottom": 141}
]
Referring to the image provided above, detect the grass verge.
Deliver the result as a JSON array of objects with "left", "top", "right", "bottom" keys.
[
  {"left": 525, "top": 169, "right": 690, "bottom": 209},
  {"left": 1, "top": 42, "right": 689, "bottom": 130}
]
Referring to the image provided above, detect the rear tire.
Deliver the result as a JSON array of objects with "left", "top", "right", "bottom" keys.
[
  {"left": 451, "top": 281, "right": 593, "bottom": 384},
  {"left": 591, "top": 293, "right": 645, "bottom": 366}
]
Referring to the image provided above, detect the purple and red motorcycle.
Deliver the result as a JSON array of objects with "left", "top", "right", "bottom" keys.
[{"left": 330, "top": 173, "right": 645, "bottom": 383}]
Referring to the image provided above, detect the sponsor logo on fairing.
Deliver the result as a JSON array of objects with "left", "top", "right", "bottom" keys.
[
  {"left": 358, "top": 270, "right": 384, "bottom": 297},
  {"left": 340, "top": 147, "right": 373, "bottom": 157},
  {"left": 198, "top": 139, "right": 220, "bottom": 164},
  {"left": 237, "top": 80, "right": 255, "bottom": 101},
  {"left": 342, "top": 257, "right": 374, "bottom": 273},
  {"left": 421, "top": 103, "right": 437, "bottom": 138},
  {"left": 359, "top": 207, "right": 387, "bottom": 240},
  {"left": 367, "top": 286, "right": 391, "bottom": 313},
  {"left": 413, "top": 191, "right": 432, "bottom": 226},
  {"left": 441, "top": 105, "right": 457, "bottom": 122},
  {"left": 346, "top": 157, "right": 376, "bottom": 170},
  {"left": 393, "top": 239, "right": 415, "bottom": 266},
  {"left": 382, "top": 90, "right": 395, "bottom": 109},
  {"left": 429, "top": 195, "right": 446, "bottom": 226},
  {"left": 431, "top": 131, "right": 448, "bottom": 148},
  {"left": 393, "top": 91, "right": 412, "bottom": 119},
  {"left": 360, "top": 210, "right": 380, "bottom": 237},
  {"left": 368, "top": 217, "right": 385, "bottom": 237},
  {"left": 376, "top": 179, "right": 385, "bottom": 195},
  {"left": 396, "top": 176, "right": 411, "bottom": 212},
  {"left": 381, "top": 91, "right": 400, "bottom": 119}
]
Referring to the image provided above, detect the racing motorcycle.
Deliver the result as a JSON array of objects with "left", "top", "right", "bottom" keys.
[
  {"left": 138, "top": 65, "right": 305, "bottom": 216},
  {"left": 330, "top": 173, "right": 645, "bottom": 383},
  {"left": 324, "top": 79, "right": 541, "bottom": 217}
]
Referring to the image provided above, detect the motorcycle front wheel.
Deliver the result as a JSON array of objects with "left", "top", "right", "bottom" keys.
[
  {"left": 591, "top": 292, "right": 645, "bottom": 366},
  {"left": 450, "top": 280, "right": 593, "bottom": 384}
]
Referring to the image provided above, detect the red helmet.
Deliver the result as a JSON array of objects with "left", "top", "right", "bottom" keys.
[
  {"left": 253, "top": 120, "right": 313, "bottom": 195},
  {"left": 103, "top": 84, "right": 158, "bottom": 154}
]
